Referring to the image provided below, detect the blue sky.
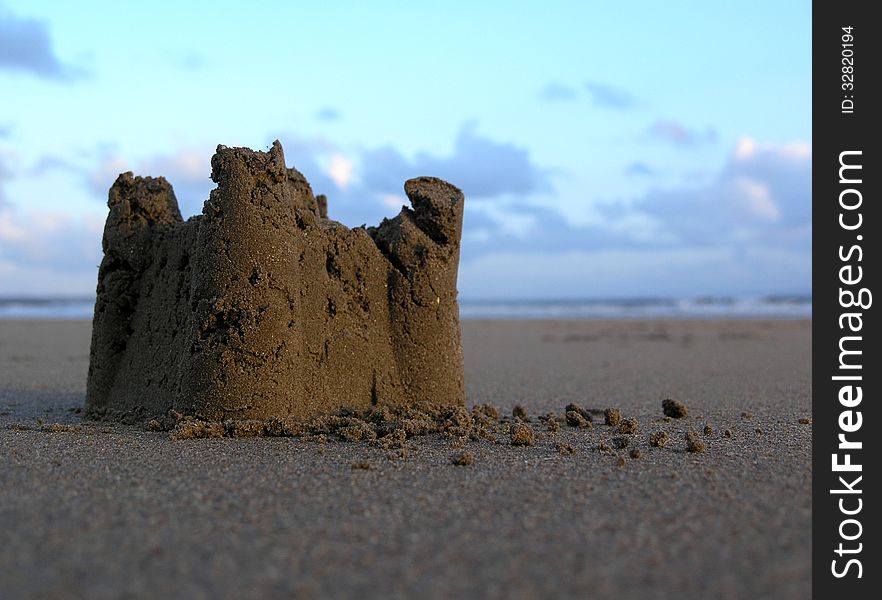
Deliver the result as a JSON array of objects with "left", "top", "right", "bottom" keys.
[{"left": 1, "top": 0, "right": 811, "bottom": 298}]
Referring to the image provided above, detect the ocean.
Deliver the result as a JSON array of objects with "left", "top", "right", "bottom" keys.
[{"left": 0, "top": 296, "right": 811, "bottom": 320}]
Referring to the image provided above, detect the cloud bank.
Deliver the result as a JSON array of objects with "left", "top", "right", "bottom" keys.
[
  {"left": 0, "top": 6, "right": 82, "bottom": 80},
  {"left": 1, "top": 128, "right": 810, "bottom": 297}
]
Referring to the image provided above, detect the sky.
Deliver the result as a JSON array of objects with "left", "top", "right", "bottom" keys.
[{"left": 0, "top": 0, "right": 811, "bottom": 299}]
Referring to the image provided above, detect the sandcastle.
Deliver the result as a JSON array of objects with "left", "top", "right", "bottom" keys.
[{"left": 86, "top": 141, "right": 465, "bottom": 422}]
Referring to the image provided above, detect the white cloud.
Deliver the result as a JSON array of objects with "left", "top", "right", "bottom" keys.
[
  {"left": 734, "top": 137, "right": 758, "bottom": 160},
  {"left": 631, "top": 137, "right": 810, "bottom": 244},
  {"left": 146, "top": 149, "right": 206, "bottom": 180},
  {"left": 326, "top": 154, "right": 354, "bottom": 189},
  {"left": 734, "top": 177, "right": 780, "bottom": 221},
  {"left": 0, "top": 211, "right": 26, "bottom": 242},
  {"left": 778, "top": 140, "right": 811, "bottom": 161},
  {"left": 733, "top": 136, "right": 811, "bottom": 162},
  {"left": 379, "top": 193, "right": 405, "bottom": 210},
  {"left": 87, "top": 147, "right": 215, "bottom": 216},
  {"left": 0, "top": 205, "right": 102, "bottom": 268}
]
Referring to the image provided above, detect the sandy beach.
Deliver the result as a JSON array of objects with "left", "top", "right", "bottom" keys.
[{"left": 0, "top": 318, "right": 811, "bottom": 599}]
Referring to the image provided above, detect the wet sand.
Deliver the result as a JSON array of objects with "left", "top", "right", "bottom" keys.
[{"left": 0, "top": 319, "right": 811, "bottom": 599}]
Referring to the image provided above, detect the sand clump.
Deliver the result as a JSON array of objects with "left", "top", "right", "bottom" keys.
[
  {"left": 685, "top": 430, "right": 706, "bottom": 453},
  {"left": 662, "top": 399, "right": 689, "bottom": 419},
  {"left": 543, "top": 413, "right": 561, "bottom": 432},
  {"left": 565, "top": 403, "right": 592, "bottom": 422},
  {"left": 87, "top": 141, "right": 466, "bottom": 424},
  {"left": 649, "top": 431, "right": 669, "bottom": 447},
  {"left": 604, "top": 408, "right": 622, "bottom": 427},
  {"left": 472, "top": 404, "right": 499, "bottom": 420},
  {"left": 451, "top": 452, "right": 475, "bottom": 466},
  {"left": 565, "top": 410, "right": 591, "bottom": 428},
  {"left": 512, "top": 405, "right": 529, "bottom": 421},
  {"left": 510, "top": 423, "right": 536, "bottom": 446},
  {"left": 170, "top": 420, "right": 225, "bottom": 440},
  {"left": 565, "top": 405, "right": 592, "bottom": 428},
  {"left": 555, "top": 442, "right": 576, "bottom": 455},
  {"left": 616, "top": 418, "right": 638, "bottom": 435}
]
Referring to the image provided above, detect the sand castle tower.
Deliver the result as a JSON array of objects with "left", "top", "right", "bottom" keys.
[{"left": 86, "top": 141, "right": 465, "bottom": 422}]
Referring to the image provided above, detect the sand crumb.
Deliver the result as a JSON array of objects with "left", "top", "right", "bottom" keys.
[
  {"left": 703, "top": 423, "right": 714, "bottom": 435},
  {"left": 512, "top": 405, "right": 529, "bottom": 421},
  {"left": 662, "top": 399, "right": 689, "bottom": 419},
  {"left": 555, "top": 442, "right": 576, "bottom": 455},
  {"left": 597, "top": 441, "right": 615, "bottom": 455},
  {"left": 649, "top": 431, "right": 669, "bottom": 447},
  {"left": 451, "top": 452, "right": 475, "bottom": 466},
  {"left": 565, "top": 410, "right": 592, "bottom": 429},
  {"left": 375, "top": 429, "right": 407, "bottom": 450},
  {"left": 472, "top": 404, "right": 499, "bottom": 421},
  {"left": 510, "top": 422, "right": 535, "bottom": 446},
  {"left": 798, "top": 418, "right": 811, "bottom": 425},
  {"left": 338, "top": 421, "right": 378, "bottom": 442},
  {"left": 629, "top": 448, "right": 642, "bottom": 459},
  {"left": 685, "top": 430, "right": 706, "bottom": 453},
  {"left": 386, "top": 448, "right": 409, "bottom": 461},
  {"left": 616, "top": 418, "right": 638, "bottom": 435},
  {"left": 351, "top": 461, "right": 373, "bottom": 470},
  {"left": 723, "top": 429, "right": 732, "bottom": 438},
  {"left": 565, "top": 403, "right": 592, "bottom": 421},
  {"left": 170, "top": 420, "right": 225, "bottom": 440},
  {"left": 225, "top": 420, "right": 267, "bottom": 437},
  {"left": 604, "top": 408, "right": 622, "bottom": 427},
  {"left": 439, "top": 406, "right": 473, "bottom": 438}
]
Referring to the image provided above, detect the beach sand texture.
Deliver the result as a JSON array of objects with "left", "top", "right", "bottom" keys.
[{"left": 0, "top": 319, "right": 811, "bottom": 599}]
